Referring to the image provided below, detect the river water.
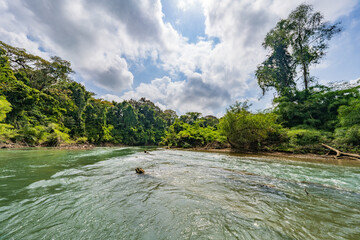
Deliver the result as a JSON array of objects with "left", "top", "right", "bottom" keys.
[{"left": 0, "top": 147, "right": 359, "bottom": 239}]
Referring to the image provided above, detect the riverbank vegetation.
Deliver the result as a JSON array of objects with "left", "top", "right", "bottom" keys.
[{"left": 0, "top": 4, "right": 359, "bottom": 155}]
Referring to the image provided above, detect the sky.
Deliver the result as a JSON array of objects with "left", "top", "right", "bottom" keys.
[{"left": 1, "top": 0, "right": 359, "bottom": 116}]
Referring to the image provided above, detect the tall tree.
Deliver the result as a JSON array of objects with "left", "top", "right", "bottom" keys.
[
  {"left": 256, "top": 20, "right": 295, "bottom": 96},
  {"left": 0, "top": 41, "right": 73, "bottom": 91},
  {"left": 256, "top": 4, "right": 341, "bottom": 94},
  {"left": 287, "top": 4, "right": 341, "bottom": 90},
  {"left": 180, "top": 112, "right": 202, "bottom": 125},
  {"left": 163, "top": 109, "right": 178, "bottom": 126}
]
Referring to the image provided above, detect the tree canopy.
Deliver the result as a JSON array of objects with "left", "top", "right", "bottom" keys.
[
  {"left": 256, "top": 4, "right": 341, "bottom": 96},
  {"left": 1, "top": 2, "right": 360, "bottom": 156},
  {"left": 0, "top": 42, "right": 176, "bottom": 146}
]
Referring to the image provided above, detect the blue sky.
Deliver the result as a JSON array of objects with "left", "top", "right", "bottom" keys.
[{"left": 1, "top": 0, "right": 359, "bottom": 116}]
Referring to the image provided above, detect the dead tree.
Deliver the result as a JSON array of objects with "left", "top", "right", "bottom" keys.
[{"left": 321, "top": 144, "right": 360, "bottom": 160}]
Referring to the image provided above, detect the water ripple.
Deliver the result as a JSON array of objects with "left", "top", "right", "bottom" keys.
[{"left": 1, "top": 148, "right": 359, "bottom": 239}]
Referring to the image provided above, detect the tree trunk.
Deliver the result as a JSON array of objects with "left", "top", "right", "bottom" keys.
[
  {"left": 303, "top": 62, "right": 308, "bottom": 90},
  {"left": 321, "top": 144, "right": 360, "bottom": 160},
  {"left": 227, "top": 137, "right": 235, "bottom": 148}
]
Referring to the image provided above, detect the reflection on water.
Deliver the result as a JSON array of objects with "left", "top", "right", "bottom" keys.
[{"left": 0, "top": 147, "right": 359, "bottom": 239}]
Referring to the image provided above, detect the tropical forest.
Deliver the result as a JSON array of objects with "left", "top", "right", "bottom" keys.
[
  {"left": 1, "top": 4, "right": 359, "bottom": 156},
  {"left": 1, "top": 3, "right": 360, "bottom": 240}
]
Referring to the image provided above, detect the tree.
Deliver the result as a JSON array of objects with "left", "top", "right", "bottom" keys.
[
  {"left": 220, "top": 102, "right": 282, "bottom": 150},
  {"left": 256, "top": 20, "right": 295, "bottom": 96},
  {"left": 2, "top": 41, "right": 178, "bottom": 146},
  {"left": 0, "top": 41, "right": 73, "bottom": 91},
  {"left": 200, "top": 115, "right": 219, "bottom": 128},
  {"left": 161, "top": 118, "right": 225, "bottom": 148},
  {"left": 62, "top": 81, "right": 92, "bottom": 137},
  {"left": 274, "top": 85, "right": 360, "bottom": 131},
  {"left": 0, "top": 96, "right": 17, "bottom": 142},
  {"left": 180, "top": 112, "right": 202, "bottom": 125},
  {"left": 287, "top": 4, "right": 341, "bottom": 89},
  {"left": 338, "top": 99, "right": 360, "bottom": 128},
  {"left": 335, "top": 99, "right": 360, "bottom": 146},
  {"left": 256, "top": 4, "right": 341, "bottom": 94},
  {"left": 0, "top": 95, "right": 11, "bottom": 122},
  {"left": 84, "top": 98, "right": 113, "bottom": 143},
  {"left": 163, "top": 109, "right": 178, "bottom": 126}
]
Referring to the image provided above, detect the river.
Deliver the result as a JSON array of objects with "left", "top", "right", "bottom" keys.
[{"left": 0, "top": 147, "right": 359, "bottom": 239}]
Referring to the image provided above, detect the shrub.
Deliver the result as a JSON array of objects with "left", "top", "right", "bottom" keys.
[
  {"left": 75, "top": 136, "right": 88, "bottom": 144},
  {"left": 287, "top": 129, "right": 324, "bottom": 146},
  {"left": 16, "top": 125, "right": 49, "bottom": 146},
  {"left": 161, "top": 120, "right": 225, "bottom": 148},
  {"left": 0, "top": 96, "right": 17, "bottom": 142},
  {"left": 43, "top": 123, "right": 72, "bottom": 147},
  {"left": 338, "top": 99, "right": 360, "bottom": 127},
  {"left": 0, "top": 95, "right": 12, "bottom": 122},
  {"left": 334, "top": 125, "right": 360, "bottom": 146},
  {"left": 334, "top": 99, "right": 360, "bottom": 147},
  {"left": 0, "top": 123, "right": 17, "bottom": 142},
  {"left": 220, "top": 103, "right": 283, "bottom": 151}
]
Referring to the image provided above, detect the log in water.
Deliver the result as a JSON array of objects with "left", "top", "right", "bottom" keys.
[{"left": 0, "top": 147, "right": 359, "bottom": 239}]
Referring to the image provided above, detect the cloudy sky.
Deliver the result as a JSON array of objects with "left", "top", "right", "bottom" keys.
[{"left": 1, "top": 0, "right": 359, "bottom": 115}]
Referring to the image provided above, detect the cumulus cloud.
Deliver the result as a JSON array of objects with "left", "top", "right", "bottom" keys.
[
  {"left": 155, "top": 0, "right": 357, "bottom": 112},
  {"left": 0, "top": 0, "right": 171, "bottom": 92},
  {"left": 121, "top": 75, "right": 230, "bottom": 115},
  {"left": 180, "top": 73, "right": 231, "bottom": 112},
  {"left": 0, "top": 0, "right": 357, "bottom": 114},
  {"left": 81, "top": 56, "right": 134, "bottom": 92},
  {"left": 100, "top": 94, "right": 123, "bottom": 103}
]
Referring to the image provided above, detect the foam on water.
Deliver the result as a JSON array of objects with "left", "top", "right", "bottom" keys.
[{"left": 0, "top": 148, "right": 359, "bottom": 239}]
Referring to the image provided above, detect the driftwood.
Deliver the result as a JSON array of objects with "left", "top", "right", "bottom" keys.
[
  {"left": 321, "top": 144, "right": 360, "bottom": 160},
  {"left": 135, "top": 168, "right": 145, "bottom": 174},
  {"left": 304, "top": 188, "right": 309, "bottom": 196}
]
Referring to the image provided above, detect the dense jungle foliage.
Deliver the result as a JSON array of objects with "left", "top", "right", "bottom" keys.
[
  {"left": 0, "top": 41, "right": 223, "bottom": 148},
  {"left": 0, "top": 5, "right": 359, "bottom": 153},
  {"left": 0, "top": 41, "right": 170, "bottom": 146}
]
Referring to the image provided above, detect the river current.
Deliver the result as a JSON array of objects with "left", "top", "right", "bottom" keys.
[{"left": 0, "top": 147, "right": 359, "bottom": 239}]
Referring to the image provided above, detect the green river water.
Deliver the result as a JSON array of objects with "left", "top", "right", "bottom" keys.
[{"left": 0, "top": 147, "right": 359, "bottom": 239}]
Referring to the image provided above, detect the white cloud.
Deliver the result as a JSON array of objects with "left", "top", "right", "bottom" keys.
[
  {"left": 152, "top": 0, "right": 357, "bottom": 112},
  {"left": 1, "top": 0, "right": 171, "bottom": 92},
  {"left": 0, "top": 0, "right": 357, "bottom": 114},
  {"left": 100, "top": 94, "right": 123, "bottom": 103},
  {"left": 177, "top": 0, "right": 201, "bottom": 11},
  {"left": 81, "top": 56, "right": 134, "bottom": 92},
  {"left": 350, "top": 77, "right": 360, "bottom": 85},
  {"left": 121, "top": 75, "right": 230, "bottom": 115}
]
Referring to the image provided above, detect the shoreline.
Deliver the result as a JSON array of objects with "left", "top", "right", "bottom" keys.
[
  {"left": 2, "top": 143, "right": 359, "bottom": 164},
  {"left": 0, "top": 142, "right": 125, "bottom": 150},
  {"left": 172, "top": 147, "right": 360, "bottom": 164}
]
